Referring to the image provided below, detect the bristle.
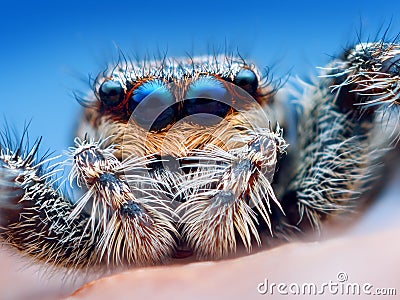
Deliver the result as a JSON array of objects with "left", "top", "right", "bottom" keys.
[
  {"left": 99, "top": 202, "right": 177, "bottom": 266},
  {"left": 323, "top": 42, "right": 400, "bottom": 112}
]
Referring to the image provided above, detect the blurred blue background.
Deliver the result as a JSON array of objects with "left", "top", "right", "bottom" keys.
[{"left": 2, "top": 0, "right": 400, "bottom": 154}]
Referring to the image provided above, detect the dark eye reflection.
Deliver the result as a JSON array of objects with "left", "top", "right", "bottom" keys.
[
  {"left": 128, "top": 79, "right": 177, "bottom": 131},
  {"left": 183, "top": 76, "right": 231, "bottom": 125},
  {"left": 233, "top": 68, "right": 258, "bottom": 95},
  {"left": 99, "top": 79, "right": 125, "bottom": 107}
]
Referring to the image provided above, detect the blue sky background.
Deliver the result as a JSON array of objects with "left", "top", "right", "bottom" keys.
[{"left": 2, "top": 0, "right": 400, "bottom": 154}]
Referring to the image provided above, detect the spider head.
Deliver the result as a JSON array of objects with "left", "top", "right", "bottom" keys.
[{"left": 74, "top": 55, "right": 286, "bottom": 259}]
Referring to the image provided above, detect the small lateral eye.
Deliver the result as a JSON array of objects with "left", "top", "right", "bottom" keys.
[
  {"left": 129, "top": 79, "right": 176, "bottom": 131},
  {"left": 233, "top": 68, "right": 258, "bottom": 94},
  {"left": 99, "top": 79, "right": 125, "bottom": 107}
]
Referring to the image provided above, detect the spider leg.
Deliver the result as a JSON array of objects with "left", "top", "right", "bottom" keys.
[
  {"left": 177, "top": 127, "right": 287, "bottom": 258},
  {"left": 0, "top": 134, "right": 97, "bottom": 270},
  {"left": 0, "top": 132, "right": 178, "bottom": 269},
  {"left": 281, "top": 41, "right": 400, "bottom": 232},
  {"left": 66, "top": 137, "right": 178, "bottom": 266}
]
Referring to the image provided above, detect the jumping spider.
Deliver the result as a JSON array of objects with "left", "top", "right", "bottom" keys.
[{"left": 0, "top": 41, "right": 399, "bottom": 270}]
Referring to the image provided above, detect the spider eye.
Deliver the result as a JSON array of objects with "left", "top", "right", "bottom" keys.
[
  {"left": 99, "top": 79, "right": 125, "bottom": 107},
  {"left": 234, "top": 68, "right": 258, "bottom": 94},
  {"left": 129, "top": 79, "right": 176, "bottom": 131},
  {"left": 183, "top": 77, "right": 230, "bottom": 121}
]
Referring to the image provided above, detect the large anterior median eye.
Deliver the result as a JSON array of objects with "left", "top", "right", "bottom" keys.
[
  {"left": 233, "top": 68, "right": 258, "bottom": 95},
  {"left": 99, "top": 79, "right": 125, "bottom": 107},
  {"left": 128, "top": 79, "right": 176, "bottom": 131},
  {"left": 183, "top": 76, "right": 230, "bottom": 121}
]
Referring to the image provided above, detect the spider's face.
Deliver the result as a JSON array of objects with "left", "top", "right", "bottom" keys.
[
  {"left": 80, "top": 55, "right": 282, "bottom": 166},
  {"left": 74, "top": 55, "right": 287, "bottom": 259}
]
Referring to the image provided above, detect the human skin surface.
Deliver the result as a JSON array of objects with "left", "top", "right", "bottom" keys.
[
  {"left": 69, "top": 229, "right": 400, "bottom": 300},
  {"left": 1, "top": 226, "right": 398, "bottom": 300}
]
